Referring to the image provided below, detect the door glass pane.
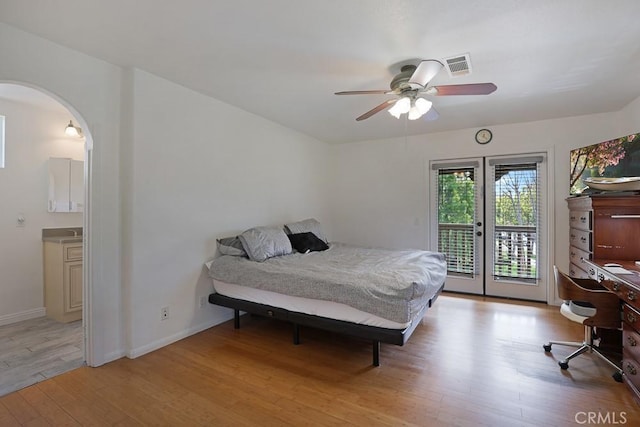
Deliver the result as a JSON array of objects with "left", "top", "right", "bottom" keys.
[
  {"left": 492, "top": 163, "right": 539, "bottom": 283},
  {"left": 437, "top": 168, "right": 477, "bottom": 277}
]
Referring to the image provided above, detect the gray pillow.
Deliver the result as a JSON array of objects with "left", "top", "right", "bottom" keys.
[
  {"left": 284, "top": 218, "right": 327, "bottom": 243},
  {"left": 238, "top": 226, "right": 292, "bottom": 262},
  {"left": 216, "top": 236, "right": 247, "bottom": 257}
]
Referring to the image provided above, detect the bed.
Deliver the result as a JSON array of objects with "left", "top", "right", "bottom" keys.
[{"left": 207, "top": 220, "right": 447, "bottom": 366}]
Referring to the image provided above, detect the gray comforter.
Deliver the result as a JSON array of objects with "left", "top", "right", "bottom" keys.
[{"left": 208, "top": 243, "right": 447, "bottom": 323}]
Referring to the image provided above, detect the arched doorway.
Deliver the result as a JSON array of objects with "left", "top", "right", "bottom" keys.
[{"left": 0, "top": 82, "right": 94, "bottom": 394}]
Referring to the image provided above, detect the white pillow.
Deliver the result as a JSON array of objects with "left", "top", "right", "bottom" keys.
[
  {"left": 238, "top": 226, "right": 292, "bottom": 262},
  {"left": 216, "top": 236, "right": 247, "bottom": 257}
]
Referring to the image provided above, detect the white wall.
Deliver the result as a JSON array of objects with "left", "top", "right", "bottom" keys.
[
  {"left": 327, "top": 109, "right": 632, "bottom": 303},
  {"left": 618, "top": 95, "right": 640, "bottom": 137},
  {"left": 0, "top": 22, "right": 123, "bottom": 365},
  {"left": 124, "top": 70, "right": 330, "bottom": 356},
  {"left": 3, "top": 20, "right": 639, "bottom": 365},
  {"left": 0, "top": 98, "right": 83, "bottom": 325}
]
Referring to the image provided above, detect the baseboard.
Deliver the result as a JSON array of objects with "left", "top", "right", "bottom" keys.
[
  {"left": 103, "top": 350, "right": 127, "bottom": 365},
  {"left": 0, "top": 307, "right": 46, "bottom": 326},
  {"left": 126, "top": 315, "right": 230, "bottom": 359}
]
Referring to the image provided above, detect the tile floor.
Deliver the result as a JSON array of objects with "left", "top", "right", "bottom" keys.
[{"left": 0, "top": 316, "right": 83, "bottom": 396}]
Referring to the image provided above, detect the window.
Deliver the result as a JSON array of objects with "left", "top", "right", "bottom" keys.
[
  {"left": 431, "top": 153, "right": 548, "bottom": 301},
  {"left": 0, "top": 115, "right": 4, "bottom": 168},
  {"left": 436, "top": 165, "right": 479, "bottom": 277},
  {"left": 489, "top": 159, "right": 542, "bottom": 282}
]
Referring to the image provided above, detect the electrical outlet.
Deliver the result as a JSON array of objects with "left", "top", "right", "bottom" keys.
[
  {"left": 199, "top": 296, "right": 206, "bottom": 309},
  {"left": 161, "top": 306, "right": 169, "bottom": 321}
]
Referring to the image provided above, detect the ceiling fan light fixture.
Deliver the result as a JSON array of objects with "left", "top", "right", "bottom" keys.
[
  {"left": 414, "top": 97, "right": 433, "bottom": 114},
  {"left": 336, "top": 57, "right": 496, "bottom": 121},
  {"left": 407, "top": 97, "right": 433, "bottom": 120},
  {"left": 388, "top": 97, "right": 411, "bottom": 119},
  {"left": 408, "top": 105, "right": 421, "bottom": 120}
]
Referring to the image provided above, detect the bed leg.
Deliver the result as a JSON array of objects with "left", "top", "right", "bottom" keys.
[
  {"left": 373, "top": 341, "right": 380, "bottom": 367},
  {"left": 234, "top": 309, "right": 240, "bottom": 329},
  {"left": 293, "top": 323, "right": 300, "bottom": 345}
]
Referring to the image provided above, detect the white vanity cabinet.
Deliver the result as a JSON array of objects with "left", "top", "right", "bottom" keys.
[
  {"left": 43, "top": 240, "right": 83, "bottom": 322},
  {"left": 48, "top": 157, "right": 84, "bottom": 212}
]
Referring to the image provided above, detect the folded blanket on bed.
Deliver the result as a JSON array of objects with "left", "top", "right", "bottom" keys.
[{"left": 208, "top": 243, "right": 446, "bottom": 323}]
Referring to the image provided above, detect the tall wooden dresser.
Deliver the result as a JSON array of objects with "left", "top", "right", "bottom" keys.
[
  {"left": 568, "top": 195, "right": 640, "bottom": 275},
  {"left": 568, "top": 194, "right": 640, "bottom": 401}
]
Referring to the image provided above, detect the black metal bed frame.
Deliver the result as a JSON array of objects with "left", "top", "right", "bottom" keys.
[{"left": 208, "top": 284, "right": 443, "bottom": 366}]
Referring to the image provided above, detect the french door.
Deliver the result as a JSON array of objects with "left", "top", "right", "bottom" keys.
[{"left": 429, "top": 154, "right": 548, "bottom": 301}]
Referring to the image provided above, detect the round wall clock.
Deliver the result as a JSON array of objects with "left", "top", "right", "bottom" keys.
[{"left": 475, "top": 128, "right": 492, "bottom": 144}]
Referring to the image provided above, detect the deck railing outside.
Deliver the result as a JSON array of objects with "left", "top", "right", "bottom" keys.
[{"left": 438, "top": 223, "right": 537, "bottom": 280}]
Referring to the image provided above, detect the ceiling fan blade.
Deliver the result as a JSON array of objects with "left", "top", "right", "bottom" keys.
[
  {"left": 356, "top": 99, "right": 397, "bottom": 121},
  {"left": 335, "top": 90, "right": 391, "bottom": 95},
  {"left": 408, "top": 60, "right": 444, "bottom": 87},
  {"left": 431, "top": 83, "right": 497, "bottom": 96}
]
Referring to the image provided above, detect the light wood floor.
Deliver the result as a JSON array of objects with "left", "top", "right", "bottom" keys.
[
  {"left": 1, "top": 294, "right": 638, "bottom": 426},
  {"left": 0, "top": 317, "right": 83, "bottom": 397}
]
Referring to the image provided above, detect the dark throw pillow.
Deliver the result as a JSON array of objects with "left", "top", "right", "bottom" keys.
[{"left": 287, "top": 232, "right": 329, "bottom": 254}]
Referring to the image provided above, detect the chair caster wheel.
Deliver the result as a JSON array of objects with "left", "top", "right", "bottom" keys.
[
  {"left": 543, "top": 344, "right": 552, "bottom": 352},
  {"left": 613, "top": 372, "right": 623, "bottom": 383},
  {"left": 559, "top": 361, "right": 569, "bottom": 370}
]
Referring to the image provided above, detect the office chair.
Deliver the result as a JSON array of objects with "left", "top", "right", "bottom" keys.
[{"left": 543, "top": 266, "right": 623, "bottom": 382}]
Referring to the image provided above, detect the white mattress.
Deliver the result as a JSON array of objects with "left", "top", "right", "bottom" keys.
[{"left": 212, "top": 279, "right": 412, "bottom": 329}]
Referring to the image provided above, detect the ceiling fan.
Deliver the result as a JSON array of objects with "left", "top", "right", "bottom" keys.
[{"left": 335, "top": 59, "right": 497, "bottom": 121}]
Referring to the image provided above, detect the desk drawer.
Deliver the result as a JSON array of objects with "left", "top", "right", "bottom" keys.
[
  {"left": 624, "top": 324, "right": 640, "bottom": 362},
  {"left": 609, "top": 280, "right": 640, "bottom": 307},
  {"left": 569, "top": 210, "right": 592, "bottom": 231},
  {"left": 623, "top": 354, "right": 640, "bottom": 390},
  {"left": 569, "top": 228, "right": 592, "bottom": 252},
  {"left": 624, "top": 304, "right": 640, "bottom": 331}
]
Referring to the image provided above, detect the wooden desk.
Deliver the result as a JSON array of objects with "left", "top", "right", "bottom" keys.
[{"left": 584, "top": 259, "right": 640, "bottom": 401}]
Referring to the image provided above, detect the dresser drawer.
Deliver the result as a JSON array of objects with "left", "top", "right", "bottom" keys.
[
  {"left": 569, "top": 263, "right": 589, "bottom": 279},
  {"left": 569, "top": 246, "right": 591, "bottom": 268},
  {"left": 624, "top": 304, "right": 640, "bottom": 331},
  {"left": 569, "top": 228, "right": 592, "bottom": 252},
  {"left": 569, "top": 210, "right": 592, "bottom": 231}
]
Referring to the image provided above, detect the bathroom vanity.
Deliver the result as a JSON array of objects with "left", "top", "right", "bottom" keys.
[{"left": 42, "top": 228, "right": 83, "bottom": 323}]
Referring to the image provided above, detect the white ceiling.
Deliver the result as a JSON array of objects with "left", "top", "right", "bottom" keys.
[
  {"left": 1, "top": 0, "right": 640, "bottom": 143},
  {"left": 0, "top": 84, "right": 69, "bottom": 114}
]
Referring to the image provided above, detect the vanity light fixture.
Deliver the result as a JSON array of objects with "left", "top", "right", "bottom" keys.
[{"left": 65, "top": 120, "right": 82, "bottom": 137}]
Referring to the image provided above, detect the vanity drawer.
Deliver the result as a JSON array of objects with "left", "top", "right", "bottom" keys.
[
  {"left": 569, "top": 210, "right": 592, "bottom": 231},
  {"left": 569, "top": 228, "right": 592, "bottom": 252},
  {"left": 64, "top": 244, "right": 83, "bottom": 261}
]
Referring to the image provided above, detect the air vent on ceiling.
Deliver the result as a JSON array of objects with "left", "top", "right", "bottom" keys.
[{"left": 444, "top": 53, "right": 472, "bottom": 77}]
